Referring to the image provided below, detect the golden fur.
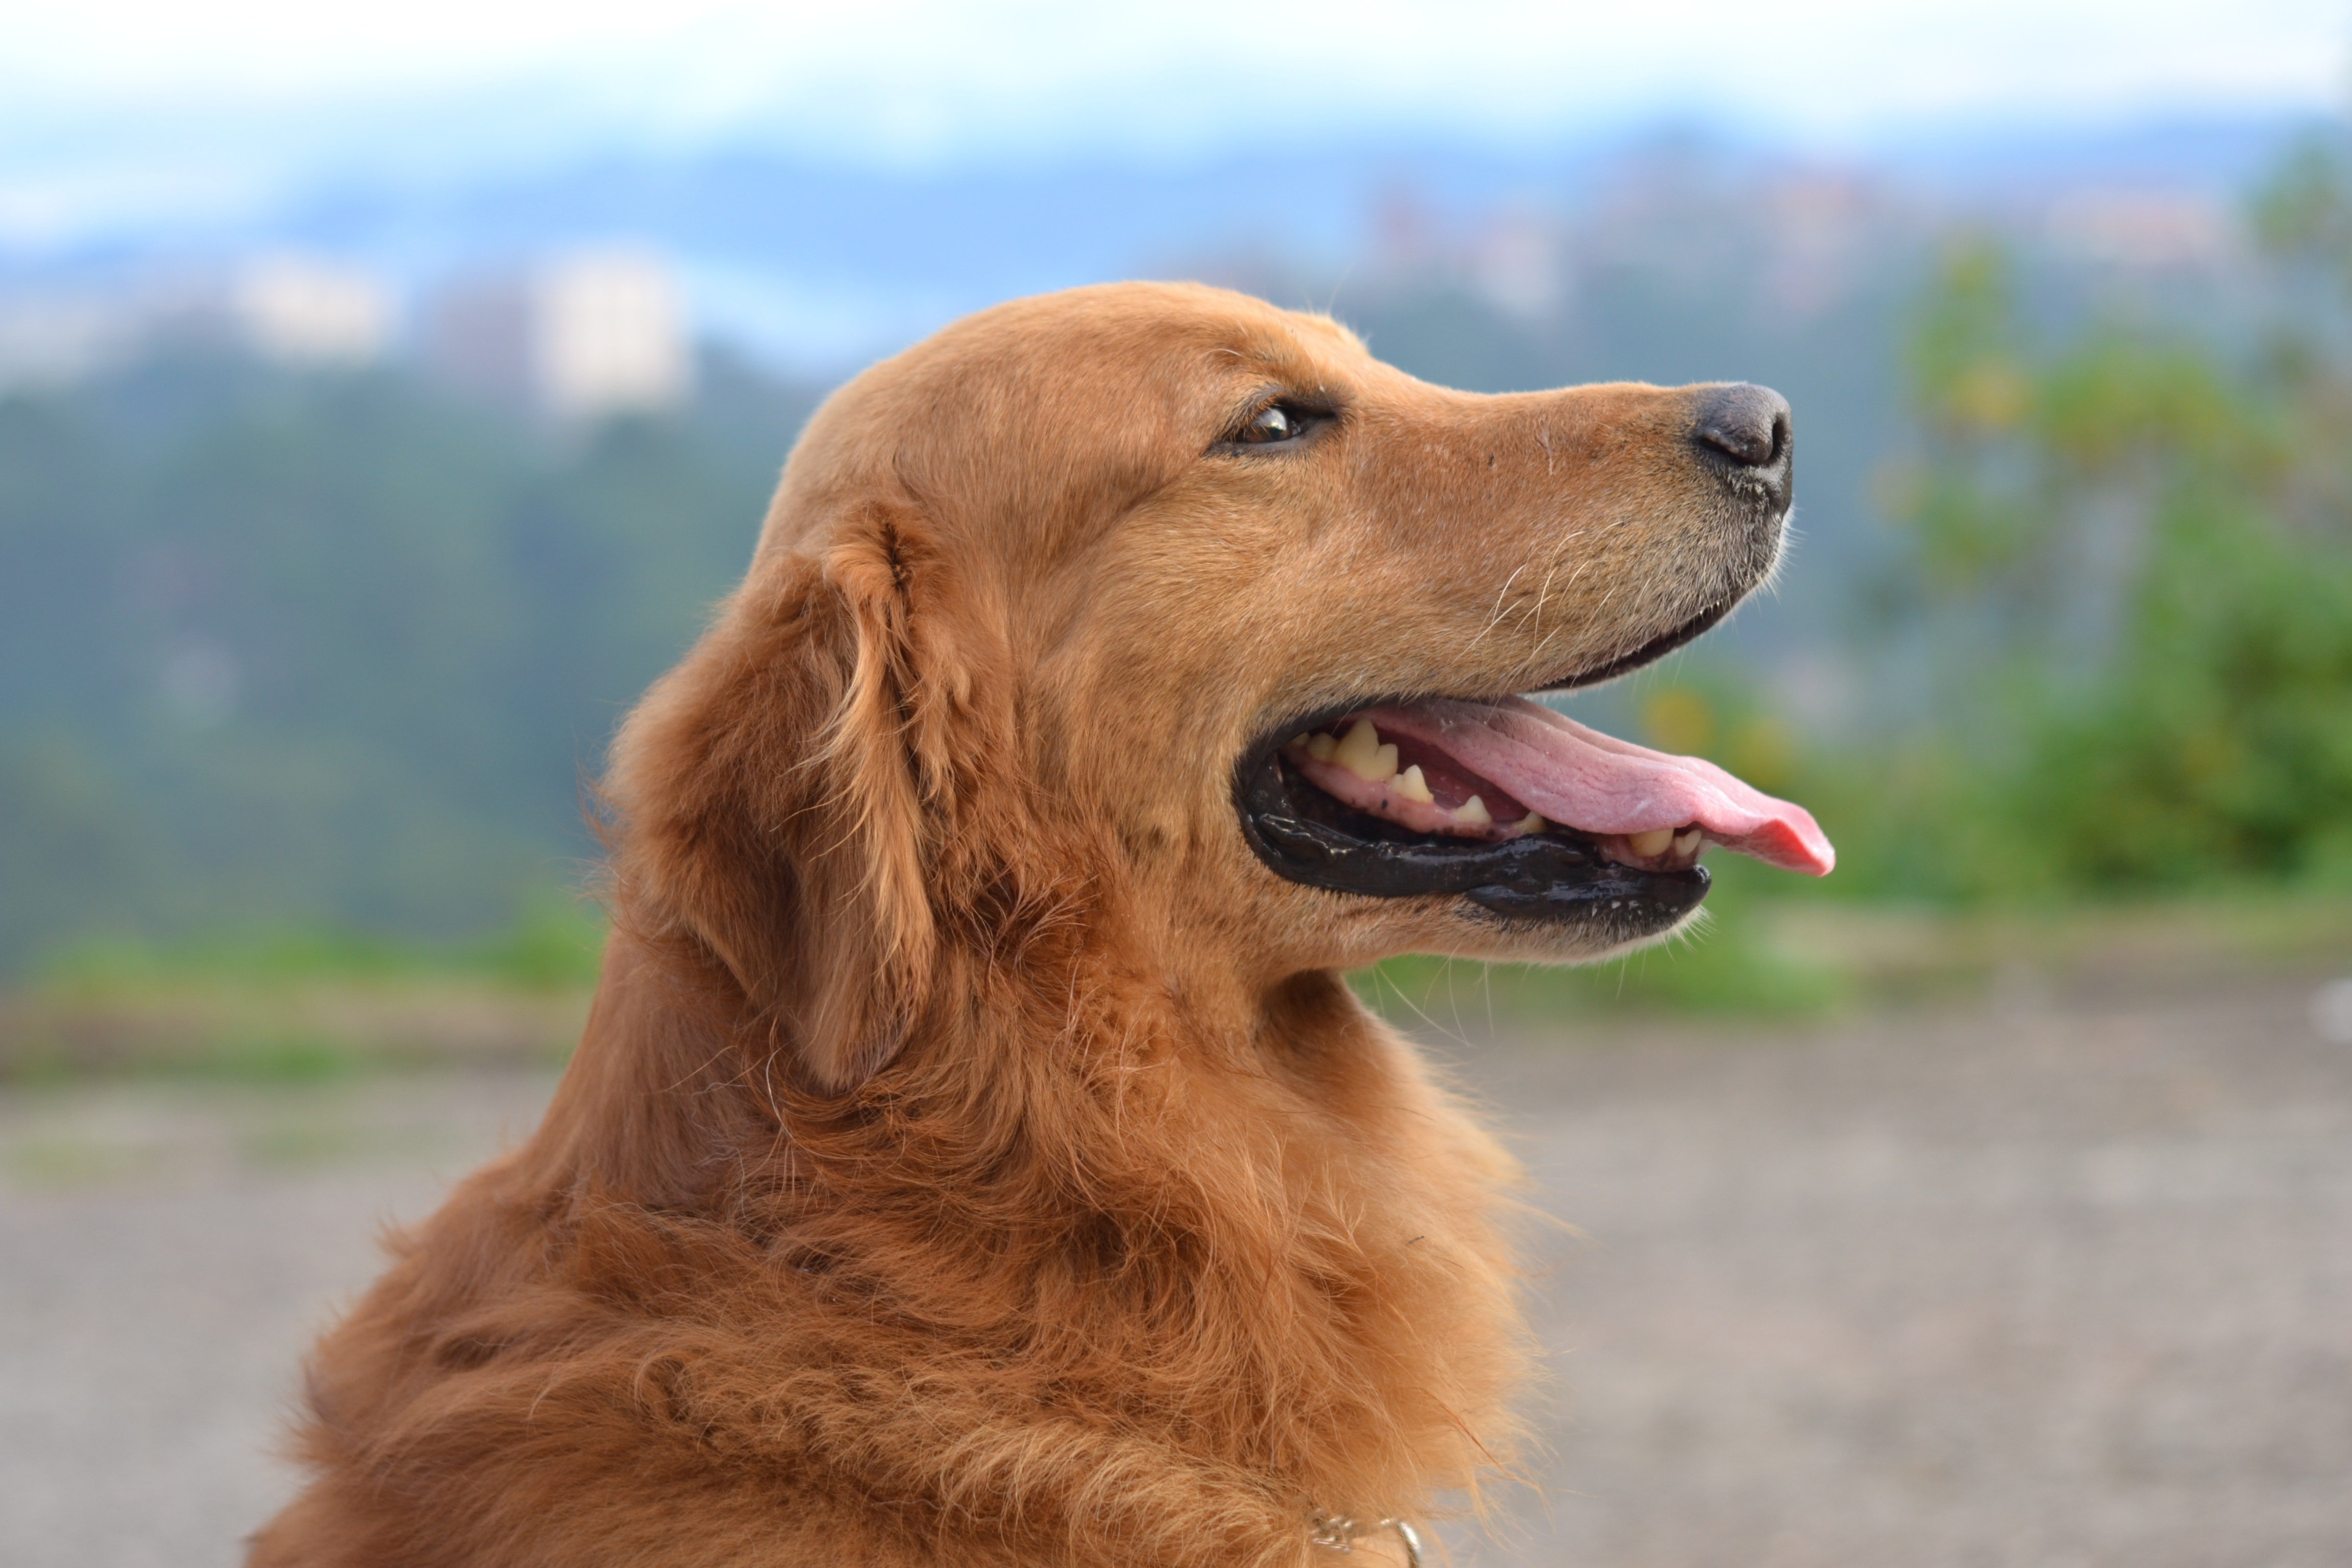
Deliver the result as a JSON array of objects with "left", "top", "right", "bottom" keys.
[{"left": 252, "top": 282, "right": 1777, "bottom": 1567}]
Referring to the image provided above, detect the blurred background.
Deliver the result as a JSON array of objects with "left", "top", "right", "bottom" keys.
[{"left": 3, "top": 3, "right": 2350, "bottom": 1564}]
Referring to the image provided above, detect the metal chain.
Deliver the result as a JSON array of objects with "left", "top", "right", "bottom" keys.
[{"left": 1308, "top": 1512, "right": 1424, "bottom": 1568}]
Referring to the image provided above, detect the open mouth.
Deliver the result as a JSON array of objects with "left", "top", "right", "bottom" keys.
[{"left": 1235, "top": 686, "right": 1834, "bottom": 934}]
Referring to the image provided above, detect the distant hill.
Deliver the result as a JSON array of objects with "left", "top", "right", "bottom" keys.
[
  {"left": 0, "top": 351, "right": 817, "bottom": 969},
  {"left": 0, "top": 113, "right": 2314, "bottom": 965},
  {"left": 8, "top": 111, "right": 2312, "bottom": 370}
]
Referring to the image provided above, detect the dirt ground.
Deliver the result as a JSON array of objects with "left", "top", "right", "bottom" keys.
[{"left": 3, "top": 978, "right": 2347, "bottom": 1567}]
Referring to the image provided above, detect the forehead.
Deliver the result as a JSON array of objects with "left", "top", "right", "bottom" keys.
[
  {"left": 760, "top": 286, "right": 1386, "bottom": 559},
  {"left": 970, "top": 283, "right": 1374, "bottom": 399},
  {"left": 1212, "top": 303, "right": 1367, "bottom": 373}
]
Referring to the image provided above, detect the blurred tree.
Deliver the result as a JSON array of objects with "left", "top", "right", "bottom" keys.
[
  {"left": 0, "top": 354, "right": 816, "bottom": 971},
  {"left": 1875, "top": 159, "right": 2352, "bottom": 895}
]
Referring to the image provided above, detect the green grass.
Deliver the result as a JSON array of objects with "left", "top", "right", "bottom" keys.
[
  {"left": 139, "top": 1032, "right": 386, "bottom": 1085},
  {"left": 3, "top": 901, "right": 601, "bottom": 1083},
  {"left": 1348, "top": 866, "right": 2352, "bottom": 1034},
  {"left": 10, "top": 878, "right": 2350, "bottom": 1080},
  {"left": 0, "top": 1008, "right": 580, "bottom": 1086},
  {"left": 33, "top": 895, "right": 607, "bottom": 994}
]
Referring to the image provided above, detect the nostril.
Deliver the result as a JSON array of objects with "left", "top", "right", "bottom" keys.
[{"left": 1693, "top": 383, "right": 1791, "bottom": 468}]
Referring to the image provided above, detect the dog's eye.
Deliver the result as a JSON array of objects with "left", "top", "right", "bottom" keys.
[{"left": 1238, "top": 404, "right": 1300, "bottom": 444}]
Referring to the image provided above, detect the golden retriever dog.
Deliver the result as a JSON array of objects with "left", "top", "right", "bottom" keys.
[{"left": 251, "top": 282, "right": 1830, "bottom": 1568}]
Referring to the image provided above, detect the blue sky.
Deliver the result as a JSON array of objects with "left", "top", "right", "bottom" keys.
[
  {"left": 2, "top": 1, "right": 2347, "bottom": 248},
  {"left": 9, "top": 1, "right": 2343, "bottom": 140}
]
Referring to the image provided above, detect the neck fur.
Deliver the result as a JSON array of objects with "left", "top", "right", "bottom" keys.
[{"left": 521, "top": 913, "right": 1528, "bottom": 1568}]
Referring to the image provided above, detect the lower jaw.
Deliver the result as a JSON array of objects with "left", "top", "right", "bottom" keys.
[{"left": 1235, "top": 749, "right": 1710, "bottom": 938}]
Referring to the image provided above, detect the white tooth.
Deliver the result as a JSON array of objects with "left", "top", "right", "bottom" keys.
[
  {"left": 1306, "top": 732, "right": 1337, "bottom": 762},
  {"left": 1333, "top": 718, "right": 1389, "bottom": 779},
  {"left": 1517, "top": 812, "right": 1546, "bottom": 834},
  {"left": 1629, "top": 827, "right": 1674, "bottom": 857},
  {"left": 1369, "top": 743, "right": 1400, "bottom": 782},
  {"left": 1673, "top": 828, "right": 1702, "bottom": 857},
  {"left": 1290, "top": 733, "right": 1311, "bottom": 750},
  {"left": 1394, "top": 764, "right": 1434, "bottom": 803},
  {"left": 1455, "top": 794, "right": 1493, "bottom": 827}
]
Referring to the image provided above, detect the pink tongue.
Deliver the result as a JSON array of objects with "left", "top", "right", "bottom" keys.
[{"left": 1366, "top": 697, "right": 1835, "bottom": 876}]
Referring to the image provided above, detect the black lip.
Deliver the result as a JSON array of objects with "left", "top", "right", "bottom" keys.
[
  {"left": 1229, "top": 597, "right": 1742, "bottom": 930},
  {"left": 1232, "top": 733, "right": 1709, "bottom": 931}
]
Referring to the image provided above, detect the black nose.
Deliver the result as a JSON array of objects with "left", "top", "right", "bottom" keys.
[{"left": 1692, "top": 382, "right": 1791, "bottom": 470}]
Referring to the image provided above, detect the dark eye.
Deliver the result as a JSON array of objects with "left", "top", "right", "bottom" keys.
[{"left": 1238, "top": 403, "right": 1300, "bottom": 444}]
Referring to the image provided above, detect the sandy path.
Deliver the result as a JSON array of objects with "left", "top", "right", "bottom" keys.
[
  {"left": 3, "top": 982, "right": 2347, "bottom": 1566},
  {"left": 1451, "top": 981, "right": 2352, "bottom": 1566},
  {"left": 0, "top": 1072, "right": 555, "bottom": 1567}
]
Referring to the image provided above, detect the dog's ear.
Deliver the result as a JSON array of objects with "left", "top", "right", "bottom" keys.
[{"left": 609, "top": 501, "right": 975, "bottom": 1094}]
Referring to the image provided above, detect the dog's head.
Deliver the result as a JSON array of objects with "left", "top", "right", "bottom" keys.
[{"left": 609, "top": 282, "right": 1830, "bottom": 1090}]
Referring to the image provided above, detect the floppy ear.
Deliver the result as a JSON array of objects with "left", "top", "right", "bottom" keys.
[{"left": 608, "top": 502, "right": 969, "bottom": 1094}]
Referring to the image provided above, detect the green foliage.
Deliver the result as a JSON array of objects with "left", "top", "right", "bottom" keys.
[
  {"left": 2015, "top": 499, "right": 2352, "bottom": 887},
  {"left": 1853, "top": 197, "right": 2352, "bottom": 899},
  {"left": 2252, "top": 132, "right": 2352, "bottom": 283},
  {"left": 0, "top": 354, "right": 814, "bottom": 973}
]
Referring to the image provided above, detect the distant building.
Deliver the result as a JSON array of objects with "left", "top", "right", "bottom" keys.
[
  {"left": 230, "top": 255, "right": 391, "bottom": 365},
  {"left": 423, "top": 250, "right": 691, "bottom": 420},
  {"left": 0, "top": 253, "right": 391, "bottom": 389}
]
